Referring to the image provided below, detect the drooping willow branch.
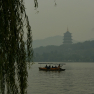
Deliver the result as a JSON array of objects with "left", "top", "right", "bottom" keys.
[
  {"left": 34, "top": 0, "right": 38, "bottom": 8},
  {"left": 0, "top": 0, "right": 33, "bottom": 94}
]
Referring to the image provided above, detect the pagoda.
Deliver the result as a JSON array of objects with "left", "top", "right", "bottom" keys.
[{"left": 63, "top": 27, "right": 72, "bottom": 44}]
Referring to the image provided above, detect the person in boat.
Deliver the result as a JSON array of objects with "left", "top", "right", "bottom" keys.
[
  {"left": 49, "top": 65, "right": 50, "bottom": 68},
  {"left": 45, "top": 65, "right": 47, "bottom": 68},
  {"left": 47, "top": 65, "right": 50, "bottom": 69},
  {"left": 58, "top": 64, "right": 60, "bottom": 68},
  {"left": 55, "top": 66, "right": 57, "bottom": 68}
]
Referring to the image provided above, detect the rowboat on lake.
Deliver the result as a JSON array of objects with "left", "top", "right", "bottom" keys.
[{"left": 38, "top": 63, "right": 66, "bottom": 71}]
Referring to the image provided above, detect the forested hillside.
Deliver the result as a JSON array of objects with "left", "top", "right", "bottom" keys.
[
  {"left": 33, "top": 40, "right": 94, "bottom": 62},
  {"left": 32, "top": 35, "right": 78, "bottom": 48}
]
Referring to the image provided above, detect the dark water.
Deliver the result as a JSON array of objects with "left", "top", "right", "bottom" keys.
[{"left": 27, "top": 62, "right": 94, "bottom": 94}]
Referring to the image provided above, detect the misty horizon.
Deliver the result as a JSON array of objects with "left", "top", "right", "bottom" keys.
[
  {"left": 25, "top": 0, "right": 94, "bottom": 42},
  {"left": 32, "top": 35, "right": 94, "bottom": 48},
  {"left": 33, "top": 35, "right": 94, "bottom": 41}
]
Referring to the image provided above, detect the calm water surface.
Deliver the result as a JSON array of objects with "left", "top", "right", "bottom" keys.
[{"left": 27, "top": 62, "right": 94, "bottom": 94}]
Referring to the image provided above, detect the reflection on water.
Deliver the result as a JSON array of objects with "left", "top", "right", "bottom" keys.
[{"left": 27, "top": 62, "right": 94, "bottom": 94}]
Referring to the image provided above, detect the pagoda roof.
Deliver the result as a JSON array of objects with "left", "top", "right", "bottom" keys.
[
  {"left": 64, "top": 31, "right": 71, "bottom": 34},
  {"left": 64, "top": 27, "right": 72, "bottom": 34}
]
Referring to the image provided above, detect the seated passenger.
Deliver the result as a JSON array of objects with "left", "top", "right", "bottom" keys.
[
  {"left": 49, "top": 65, "right": 50, "bottom": 68},
  {"left": 58, "top": 64, "right": 60, "bottom": 68},
  {"left": 45, "top": 65, "right": 47, "bottom": 68}
]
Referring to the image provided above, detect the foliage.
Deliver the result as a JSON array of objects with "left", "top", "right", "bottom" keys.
[
  {"left": 0, "top": 0, "right": 33, "bottom": 94},
  {"left": 34, "top": 41, "right": 94, "bottom": 62}
]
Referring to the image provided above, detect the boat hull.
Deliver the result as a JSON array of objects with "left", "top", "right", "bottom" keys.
[{"left": 39, "top": 67, "right": 65, "bottom": 71}]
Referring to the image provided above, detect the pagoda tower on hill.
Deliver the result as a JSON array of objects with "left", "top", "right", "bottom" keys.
[{"left": 63, "top": 27, "right": 72, "bottom": 44}]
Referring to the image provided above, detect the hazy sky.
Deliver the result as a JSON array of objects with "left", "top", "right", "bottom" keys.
[{"left": 25, "top": 0, "right": 94, "bottom": 41}]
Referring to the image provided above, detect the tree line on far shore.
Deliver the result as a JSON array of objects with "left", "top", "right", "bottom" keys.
[{"left": 33, "top": 40, "right": 94, "bottom": 62}]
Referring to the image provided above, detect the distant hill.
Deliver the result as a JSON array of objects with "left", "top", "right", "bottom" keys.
[
  {"left": 90, "top": 38, "right": 94, "bottom": 41},
  {"left": 32, "top": 35, "right": 78, "bottom": 48}
]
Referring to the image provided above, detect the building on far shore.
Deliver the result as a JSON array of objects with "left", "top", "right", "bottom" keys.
[{"left": 63, "top": 27, "right": 72, "bottom": 44}]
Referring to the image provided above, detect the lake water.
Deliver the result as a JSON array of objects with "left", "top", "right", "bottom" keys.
[{"left": 27, "top": 62, "right": 94, "bottom": 94}]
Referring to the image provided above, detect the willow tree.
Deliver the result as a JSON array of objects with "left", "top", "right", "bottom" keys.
[{"left": 0, "top": 0, "right": 33, "bottom": 94}]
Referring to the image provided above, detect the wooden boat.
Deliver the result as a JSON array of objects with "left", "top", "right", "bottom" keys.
[
  {"left": 38, "top": 63, "right": 66, "bottom": 71},
  {"left": 39, "top": 67, "right": 65, "bottom": 71}
]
